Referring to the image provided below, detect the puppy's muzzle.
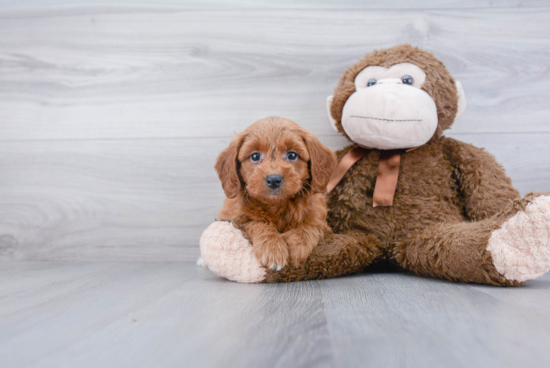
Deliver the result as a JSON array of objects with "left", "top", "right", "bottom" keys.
[{"left": 265, "top": 174, "right": 283, "bottom": 190}]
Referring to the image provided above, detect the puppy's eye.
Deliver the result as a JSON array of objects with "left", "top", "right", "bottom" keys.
[
  {"left": 401, "top": 75, "right": 414, "bottom": 85},
  {"left": 287, "top": 152, "right": 298, "bottom": 161},
  {"left": 250, "top": 153, "right": 261, "bottom": 162},
  {"left": 367, "top": 79, "right": 377, "bottom": 87}
]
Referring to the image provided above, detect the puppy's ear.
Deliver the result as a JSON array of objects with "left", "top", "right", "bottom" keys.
[
  {"left": 215, "top": 134, "right": 245, "bottom": 199},
  {"left": 301, "top": 130, "right": 337, "bottom": 193}
]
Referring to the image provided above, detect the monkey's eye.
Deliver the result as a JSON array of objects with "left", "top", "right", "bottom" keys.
[
  {"left": 401, "top": 75, "right": 414, "bottom": 85},
  {"left": 367, "top": 79, "right": 377, "bottom": 87},
  {"left": 250, "top": 153, "right": 261, "bottom": 162},
  {"left": 287, "top": 152, "right": 298, "bottom": 161}
]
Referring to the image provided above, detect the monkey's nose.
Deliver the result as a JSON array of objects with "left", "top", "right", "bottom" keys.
[{"left": 265, "top": 175, "right": 283, "bottom": 189}]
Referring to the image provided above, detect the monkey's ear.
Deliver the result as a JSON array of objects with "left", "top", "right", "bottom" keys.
[
  {"left": 455, "top": 81, "right": 467, "bottom": 120},
  {"left": 214, "top": 135, "right": 244, "bottom": 199},
  {"left": 302, "top": 130, "right": 338, "bottom": 193},
  {"left": 326, "top": 95, "right": 339, "bottom": 132}
]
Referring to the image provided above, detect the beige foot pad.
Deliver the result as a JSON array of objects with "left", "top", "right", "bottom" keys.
[
  {"left": 199, "top": 221, "right": 266, "bottom": 283},
  {"left": 487, "top": 195, "right": 550, "bottom": 282}
]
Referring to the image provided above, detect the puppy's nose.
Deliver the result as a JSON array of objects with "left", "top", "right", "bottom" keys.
[{"left": 265, "top": 174, "right": 283, "bottom": 189}]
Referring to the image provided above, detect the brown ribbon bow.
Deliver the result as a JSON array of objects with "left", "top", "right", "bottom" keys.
[{"left": 326, "top": 146, "right": 417, "bottom": 207}]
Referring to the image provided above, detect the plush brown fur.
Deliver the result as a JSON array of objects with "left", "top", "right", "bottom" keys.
[
  {"left": 263, "top": 45, "right": 543, "bottom": 286},
  {"left": 216, "top": 116, "right": 337, "bottom": 269}
]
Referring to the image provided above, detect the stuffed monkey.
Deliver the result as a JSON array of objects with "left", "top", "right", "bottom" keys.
[{"left": 200, "top": 45, "right": 550, "bottom": 286}]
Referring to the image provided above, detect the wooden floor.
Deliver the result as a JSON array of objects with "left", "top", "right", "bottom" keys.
[{"left": 0, "top": 262, "right": 549, "bottom": 368}]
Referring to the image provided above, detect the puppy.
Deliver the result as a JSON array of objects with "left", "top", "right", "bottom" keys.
[{"left": 215, "top": 116, "right": 337, "bottom": 270}]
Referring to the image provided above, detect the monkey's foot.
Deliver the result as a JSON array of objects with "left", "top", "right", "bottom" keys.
[
  {"left": 487, "top": 195, "right": 550, "bottom": 282},
  {"left": 199, "top": 221, "right": 266, "bottom": 283}
]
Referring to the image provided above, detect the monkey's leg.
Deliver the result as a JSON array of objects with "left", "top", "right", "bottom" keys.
[
  {"left": 394, "top": 193, "right": 550, "bottom": 286},
  {"left": 200, "top": 221, "right": 384, "bottom": 283}
]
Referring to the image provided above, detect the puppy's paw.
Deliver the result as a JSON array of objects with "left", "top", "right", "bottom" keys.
[
  {"left": 284, "top": 232, "right": 315, "bottom": 268},
  {"left": 253, "top": 237, "right": 289, "bottom": 271},
  {"left": 288, "top": 243, "right": 314, "bottom": 268}
]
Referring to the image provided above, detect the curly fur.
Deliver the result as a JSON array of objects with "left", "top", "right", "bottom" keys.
[{"left": 215, "top": 116, "right": 337, "bottom": 269}]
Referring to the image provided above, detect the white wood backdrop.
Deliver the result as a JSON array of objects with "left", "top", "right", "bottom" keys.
[{"left": 0, "top": 1, "right": 549, "bottom": 261}]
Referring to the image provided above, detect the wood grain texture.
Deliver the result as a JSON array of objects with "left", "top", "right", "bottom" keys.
[
  {"left": 0, "top": 8, "right": 549, "bottom": 141},
  {"left": 0, "top": 0, "right": 547, "bottom": 11},
  {"left": 0, "top": 4, "right": 549, "bottom": 261},
  {"left": 321, "top": 273, "right": 550, "bottom": 368},
  {"left": 1, "top": 262, "right": 550, "bottom": 368},
  {"left": 0, "top": 138, "right": 225, "bottom": 261}
]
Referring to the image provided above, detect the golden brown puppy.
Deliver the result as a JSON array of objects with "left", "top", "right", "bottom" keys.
[{"left": 215, "top": 116, "right": 337, "bottom": 270}]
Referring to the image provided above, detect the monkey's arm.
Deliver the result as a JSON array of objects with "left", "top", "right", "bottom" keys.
[
  {"left": 199, "top": 221, "right": 385, "bottom": 283},
  {"left": 442, "top": 137, "right": 520, "bottom": 221},
  {"left": 265, "top": 230, "right": 385, "bottom": 282}
]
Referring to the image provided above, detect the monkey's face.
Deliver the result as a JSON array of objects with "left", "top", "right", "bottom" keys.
[
  {"left": 340, "top": 62, "right": 438, "bottom": 150},
  {"left": 328, "top": 46, "right": 467, "bottom": 148}
]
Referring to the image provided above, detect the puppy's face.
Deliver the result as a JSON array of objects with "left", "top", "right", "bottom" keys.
[
  {"left": 215, "top": 117, "right": 337, "bottom": 202},
  {"left": 238, "top": 127, "right": 310, "bottom": 201}
]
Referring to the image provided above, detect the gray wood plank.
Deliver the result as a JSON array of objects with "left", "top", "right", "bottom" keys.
[
  {"left": 1, "top": 262, "right": 550, "bottom": 368},
  {"left": 0, "top": 138, "right": 225, "bottom": 261},
  {"left": 470, "top": 276, "right": 550, "bottom": 319},
  {"left": 0, "top": 133, "right": 548, "bottom": 262},
  {"left": 0, "top": 8, "right": 549, "bottom": 141},
  {"left": 0, "top": 262, "right": 333, "bottom": 368},
  {"left": 0, "top": 262, "right": 198, "bottom": 367},
  {"left": 0, "top": 0, "right": 547, "bottom": 11},
  {"left": 320, "top": 273, "right": 550, "bottom": 368}
]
